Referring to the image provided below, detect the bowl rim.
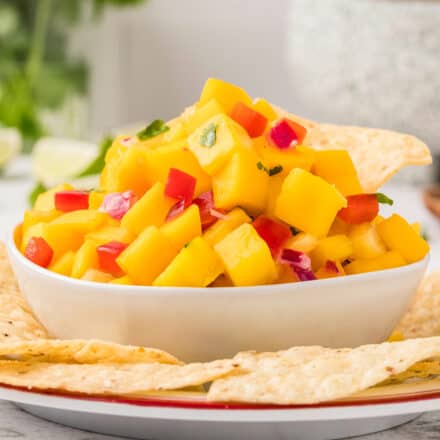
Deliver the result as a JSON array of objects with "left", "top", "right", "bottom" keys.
[{"left": 8, "top": 225, "right": 430, "bottom": 297}]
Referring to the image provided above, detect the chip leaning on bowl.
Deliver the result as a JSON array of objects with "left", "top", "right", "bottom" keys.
[{"left": 17, "top": 78, "right": 431, "bottom": 287}]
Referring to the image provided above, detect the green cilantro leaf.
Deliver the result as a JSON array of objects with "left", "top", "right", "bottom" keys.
[
  {"left": 137, "top": 119, "right": 169, "bottom": 141},
  {"left": 422, "top": 229, "right": 429, "bottom": 242},
  {"left": 77, "top": 135, "right": 113, "bottom": 177},
  {"left": 375, "top": 193, "right": 394, "bottom": 206},
  {"left": 257, "top": 161, "right": 283, "bottom": 176},
  {"left": 200, "top": 123, "right": 217, "bottom": 147}
]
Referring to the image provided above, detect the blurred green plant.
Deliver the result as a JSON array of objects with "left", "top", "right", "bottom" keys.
[{"left": 0, "top": 0, "right": 146, "bottom": 150}]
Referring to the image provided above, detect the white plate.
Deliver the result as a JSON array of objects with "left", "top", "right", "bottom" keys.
[{"left": 1, "top": 380, "right": 440, "bottom": 440}]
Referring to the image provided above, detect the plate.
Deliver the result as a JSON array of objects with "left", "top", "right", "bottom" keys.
[{"left": 1, "top": 379, "right": 440, "bottom": 440}]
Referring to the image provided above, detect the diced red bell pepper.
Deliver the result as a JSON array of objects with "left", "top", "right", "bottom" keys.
[
  {"left": 24, "top": 237, "right": 53, "bottom": 268},
  {"left": 230, "top": 102, "right": 268, "bottom": 138},
  {"left": 337, "top": 194, "right": 379, "bottom": 224},
  {"left": 193, "top": 191, "right": 223, "bottom": 230},
  {"left": 97, "top": 241, "right": 128, "bottom": 275},
  {"left": 100, "top": 190, "right": 138, "bottom": 220},
  {"left": 280, "top": 248, "right": 316, "bottom": 281},
  {"left": 55, "top": 191, "right": 89, "bottom": 212},
  {"left": 165, "top": 168, "right": 197, "bottom": 207},
  {"left": 267, "top": 118, "right": 307, "bottom": 149},
  {"left": 253, "top": 216, "right": 291, "bottom": 257}
]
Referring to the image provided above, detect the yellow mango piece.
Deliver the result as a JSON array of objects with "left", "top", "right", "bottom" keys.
[
  {"left": 86, "top": 226, "right": 134, "bottom": 245},
  {"left": 265, "top": 174, "right": 285, "bottom": 217},
  {"left": 412, "top": 222, "right": 422, "bottom": 236},
  {"left": 199, "top": 78, "right": 252, "bottom": 113},
  {"left": 315, "top": 261, "right": 345, "bottom": 279},
  {"left": 100, "top": 146, "right": 152, "bottom": 197},
  {"left": 213, "top": 150, "right": 269, "bottom": 214},
  {"left": 285, "top": 232, "right": 319, "bottom": 253},
  {"left": 154, "top": 237, "right": 223, "bottom": 287},
  {"left": 372, "top": 215, "right": 385, "bottom": 225},
  {"left": 203, "top": 207, "right": 251, "bottom": 246},
  {"left": 117, "top": 226, "right": 178, "bottom": 285},
  {"left": 349, "top": 223, "right": 387, "bottom": 260},
  {"left": 254, "top": 140, "right": 315, "bottom": 176},
  {"left": 164, "top": 121, "right": 187, "bottom": 143},
  {"left": 184, "top": 99, "right": 224, "bottom": 134},
  {"left": 276, "top": 264, "right": 298, "bottom": 284},
  {"left": 71, "top": 240, "right": 99, "bottom": 279},
  {"left": 110, "top": 275, "right": 133, "bottom": 285},
  {"left": 20, "top": 223, "right": 46, "bottom": 252},
  {"left": 23, "top": 209, "right": 60, "bottom": 234},
  {"left": 121, "top": 182, "right": 175, "bottom": 236},
  {"left": 188, "top": 114, "right": 252, "bottom": 175},
  {"left": 252, "top": 98, "right": 278, "bottom": 121},
  {"left": 43, "top": 224, "right": 84, "bottom": 261},
  {"left": 388, "top": 331, "right": 405, "bottom": 342},
  {"left": 49, "top": 251, "right": 75, "bottom": 277},
  {"left": 145, "top": 142, "right": 211, "bottom": 196},
  {"left": 89, "top": 191, "right": 106, "bottom": 210},
  {"left": 214, "top": 223, "right": 277, "bottom": 286},
  {"left": 310, "top": 235, "right": 353, "bottom": 271},
  {"left": 275, "top": 169, "right": 347, "bottom": 238},
  {"left": 105, "top": 135, "right": 130, "bottom": 163},
  {"left": 328, "top": 217, "right": 350, "bottom": 236},
  {"left": 34, "top": 183, "right": 73, "bottom": 211},
  {"left": 345, "top": 251, "right": 406, "bottom": 275},
  {"left": 51, "top": 210, "right": 107, "bottom": 234},
  {"left": 81, "top": 269, "right": 114, "bottom": 283},
  {"left": 160, "top": 205, "right": 202, "bottom": 250},
  {"left": 376, "top": 214, "right": 430, "bottom": 263},
  {"left": 312, "top": 150, "right": 363, "bottom": 196}
]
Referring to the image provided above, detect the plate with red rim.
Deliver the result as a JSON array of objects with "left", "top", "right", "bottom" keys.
[{"left": 2, "top": 379, "right": 440, "bottom": 440}]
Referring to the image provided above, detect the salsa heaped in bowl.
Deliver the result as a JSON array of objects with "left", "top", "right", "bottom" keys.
[{"left": 17, "top": 79, "right": 429, "bottom": 288}]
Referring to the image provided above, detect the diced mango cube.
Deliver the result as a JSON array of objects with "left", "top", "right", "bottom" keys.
[
  {"left": 100, "top": 146, "right": 152, "bottom": 197},
  {"left": 275, "top": 169, "right": 347, "bottom": 238},
  {"left": 315, "top": 261, "right": 345, "bottom": 279},
  {"left": 145, "top": 142, "right": 211, "bottom": 196},
  {"left": 34, "top": 184, "right": 73, "bottom": 211},
  {"left": 199, "top": 78, "right": 252, "bottom": 113},
  {"left": 264, "top": 174, "right": 285, "bottom": 217},
  {"left": 86, "top": 226, "right": 134, "bottom": 245},
  {"left": 328, "top": 217, "right": 350, "bottom": 236},
  {"left": 203, "top": 207, "right": 251, "bottom": 246},
  {"left": 104, "top": 135, "right": 129, "bottom": 163},
  {"left": 21, "top": 223, "right": 46, "bottom": 252},
  {"left": 121, "top": 182, "right": 175, "bottom": 236},
  {"left": 312, "top": 150, "right": 363, "bottom": 196},
  {"left": 117, "top": 226, "right": 178, "bottom": 285},
  {"left": 164, "top": 121, "right": 186, "bottom": 143},
  {"left": 154, "top": 237, "right": 223, "bottom": 287},
  {"left": 252, "top": 98, "right": 278, "bottom": 121},
  {"left": 184, "top": 99, "right": 224, "bottom": 134},
  {"left": 376, "top": 214, "right": 430, "bottom": 263},
  {"left": 71, "top": 240, "right": 99, "bottom": 279},
  {"left": 345, "top": 251, "right": 406, "bottom": 275},
  {"left": 285, "top": 232, "right": 319, "bottom": 253},
  {"left": 349, "top": 223, "right": 387, "bottom": 260},
  {"left": 51, "top": 210, "right": 107, "bottom": 234},
  {"left": 254, "top": 140, "right": 315, "bottom": 176},
  {"left": 89, "top": 191, "right": 106, "bottom": 210},
  {"left": 276, "top": 264, "right": 299, "bottom": 284},
  {"left": 214, "top": 223, "right": 277, "bottom": 286},
  {"left": 209, "top": 275, "right": 234, "bottom": 287},
  {"left": 23, "top": 209, "right": 60, "bottom": 234},
  {"left": 81, "top": 269, "right": 114, "bottom": 283},
  {"left": 160, "top": 205, "right": 202, "bottom": 250},
  {"left": 412, "top": 222, "right": 422, "bottom": 236},
  {"left": 310, "top": 235, "right": 353, "bottom": 271},
  {"left": 212, "top": 150, "right": 269, "bottom": 214},
  {"left": 110, "top": 275, "right": 133, "bottom": 285},
  {"left": 188, "top": 114, "right": 252, "bottom": 175},
  {"left": 49, "top": 251, "right": 75, "bottom": 277}
]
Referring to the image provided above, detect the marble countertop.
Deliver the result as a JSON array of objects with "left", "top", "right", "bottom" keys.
[{"left": 1, "top": 158, "right": 440, "bottom": 438}]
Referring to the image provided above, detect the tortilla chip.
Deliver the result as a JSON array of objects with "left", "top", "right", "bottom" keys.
[
  {"left": 395, "top": 271, "right": 440, "bottom": 339},
  {"left": 208, "top": 338, "right": 440, "bottom": 404},
  {"left": 0, "top": 339, "right": 181, "bottom": 365},
  {"left": 0, "top": 243, "right": 48, "bottom": 341},
  {"left": 273, "top": 105, "right": 431, "bottom": 192},
  {"left": 0, "top": 359, "right": 239, "bottom": 395}
]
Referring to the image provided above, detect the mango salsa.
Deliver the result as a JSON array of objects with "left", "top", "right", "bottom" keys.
[{"left": 19, "top": 78, "right": 429, "bottom": 286}]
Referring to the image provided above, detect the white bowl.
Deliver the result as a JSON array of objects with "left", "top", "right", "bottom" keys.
[{"left": 7, "top": 230, "right": 428, "bottom": 362}]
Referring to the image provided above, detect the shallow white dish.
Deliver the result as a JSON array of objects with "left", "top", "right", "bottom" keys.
[
  {"left": 2, "top": 380, "right": 440, "bottom": 440},
  {"left": 7, "top": 230, "right": 428, "bottom": 362}
]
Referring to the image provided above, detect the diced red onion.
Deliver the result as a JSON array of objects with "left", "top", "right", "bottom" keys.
[
  {"left": 209, "top": 208, "right": 228, "bottom": 220},
  {"left": 166, "top": 199, "right": 186, "bottom": 221},
  {"left": 280, "top": 248, "right": 316, "bottom": 281},
  {"left": 268, "top": 120, "right": 298, "bottom": 149},
  {"left": 100, "top": 190, "right": 138, "bottom": 220}
]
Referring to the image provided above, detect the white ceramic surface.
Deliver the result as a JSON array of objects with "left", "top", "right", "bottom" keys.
[
  {"left": 7, "top": 231, "right": 428, "bottom": 362},
  {"left": 0, "top": 386, "right": 437, "bottom": 440}
]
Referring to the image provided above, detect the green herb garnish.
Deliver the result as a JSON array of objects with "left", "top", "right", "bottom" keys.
[
  {"left": 257, "top": 161, "right": 283, "bottom": 176},
  {"left": 137, "top": 120, "right": 170, "bottom": 141},
  {"left": 422, "top": 229, "right": 430, "bottom": 242},
  {"left": 375, "top": 193, "right": 394, "bottom": 206},
  {"left": 77, "top": 135, "right": 113, "bottom": 177},
  {"left": 200, "top": 123, "right": 217, "bottom": 147}
]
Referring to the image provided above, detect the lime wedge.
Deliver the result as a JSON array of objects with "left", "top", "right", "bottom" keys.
[
  {"left": 0, "top": 128, "right": 21, "bottom": 167},
  {"left": 32, "top": 137, "right": 98, "bottom": 187}
]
